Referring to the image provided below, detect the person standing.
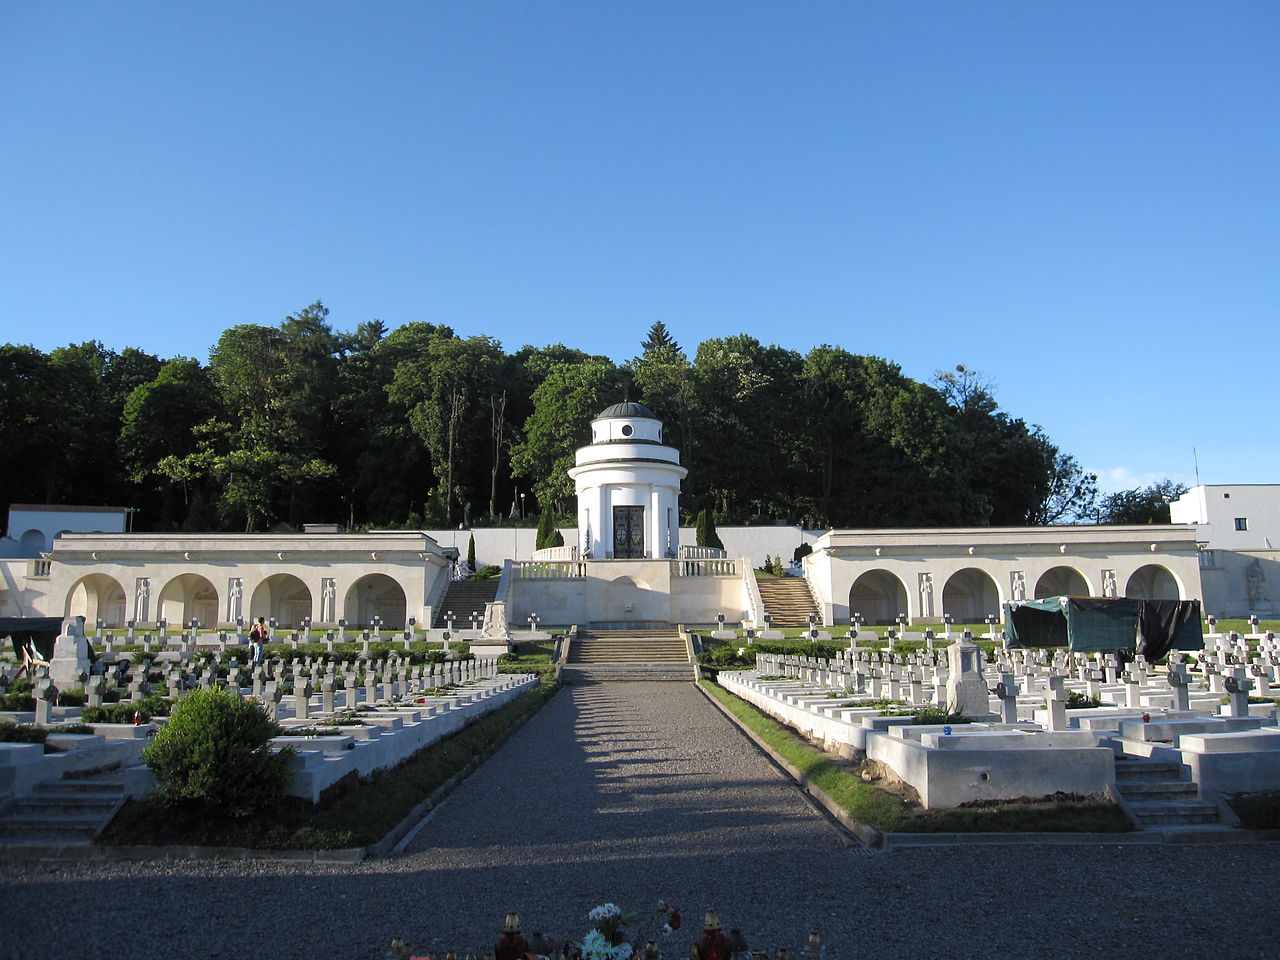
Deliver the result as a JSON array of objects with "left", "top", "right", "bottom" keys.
[{"left": 249, "top": 616, "right": 268, "bottom": 666}]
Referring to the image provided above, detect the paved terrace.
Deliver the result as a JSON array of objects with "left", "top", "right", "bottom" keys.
[{"left": 3, "top": 683, "right": 1279, "bottom": 960}]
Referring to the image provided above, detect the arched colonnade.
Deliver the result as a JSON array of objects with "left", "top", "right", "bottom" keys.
[
  {"left": 63, "top": 570, "right": 413, "bottom": 630},
  {"left": 838, "top": 562, "right": 1188, "bottom": 626}
]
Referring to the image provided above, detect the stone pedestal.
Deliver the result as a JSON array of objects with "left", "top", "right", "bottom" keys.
[
  {"left": 50, "top": 618, "right": 91, "bottom": 689},
  {"left": 945, "top": 636, "right": 991, "bottom": 718}
]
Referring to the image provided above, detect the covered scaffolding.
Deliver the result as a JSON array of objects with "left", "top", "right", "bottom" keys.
[{"left": 1002, "top": 596, "right": 1203, "bottom": 660}]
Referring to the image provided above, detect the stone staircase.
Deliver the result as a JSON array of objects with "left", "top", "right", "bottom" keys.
[
  {"left": 433, "top": 580, "right": 500, "bottom": 627},
  {"left": 563, "top": 630, "right": 694, "bottom": 683},
  {"left": 755, "top": 574, "right": 821, "bottom": 628},
  {"left": 0, "top": 775, "right": 127, "bottom": 845},
  {"left": 1113, "top": 757, "right": 1222, "bottom": 829}
]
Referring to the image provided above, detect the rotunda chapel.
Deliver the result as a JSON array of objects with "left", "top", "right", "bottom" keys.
[{"left": 568, "top": 402, "right": 687, "bottom": 561}]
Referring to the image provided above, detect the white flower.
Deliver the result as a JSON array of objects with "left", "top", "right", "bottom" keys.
[
  {"left": 583, "top": 930, "right": 610, "bottom": 957},
  {"left": 588, "top": 903, "right": 622, "bottom": 921}
]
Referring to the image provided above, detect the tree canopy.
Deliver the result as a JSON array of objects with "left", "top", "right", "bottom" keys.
[{"left": 1, "top": 304, "right": 1116, "bottom": 534}]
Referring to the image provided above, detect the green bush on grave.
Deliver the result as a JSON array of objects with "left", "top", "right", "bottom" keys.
[
  {"left": 1065, "top": 692, "right": 1102, "bottom": 710},
  {"left": 82, "top": 694, "right": 171, "bottom": 724},
  {"left": 142, "top": 687, "right": 293, "bottom": 818},
  {"left": 0, "top": 722, "right": 48, "bottom": 744}
]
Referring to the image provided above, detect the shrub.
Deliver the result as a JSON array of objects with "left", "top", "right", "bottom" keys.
[
  {"left": 468, "top": 564, "right": 502, "bottom": 581},
  {"left": 143, "top": 688, "right": 293, "bottom": 817},
  {"left": 0, "top": 722, "right": 48, "bottom": 744},
  {"left": 1066, "top": 692, "right": 1102, "bottom": 710},
  {"left": 82, "top": 694, "right": 171, "bottom": 724}
]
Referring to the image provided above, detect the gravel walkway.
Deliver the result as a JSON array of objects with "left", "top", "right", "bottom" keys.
[{"left": 4, "top": 683, "right": 1280, "bottom": 960}]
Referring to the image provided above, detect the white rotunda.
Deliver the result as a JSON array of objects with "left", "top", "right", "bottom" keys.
[{"left": 568, "top": 402, "right": 687, "bottom": 561}]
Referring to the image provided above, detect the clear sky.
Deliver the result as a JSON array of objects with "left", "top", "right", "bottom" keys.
[{"left": 2, "top": 2, "right": 1276, "bottom": 494}]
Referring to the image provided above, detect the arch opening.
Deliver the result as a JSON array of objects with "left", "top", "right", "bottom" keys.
[
  {"left": 848, "top": 570, "right": 909, "bottom": 625},
  {"left": 249, "top": 575, "right": 313, "bottom": 628},
  {"left": 941, "top": 567, "right": 1001, "bottom": 624},
  {"left": 64, "top": 574, "right": 127, "bottom": 628},
  {"left": 18, "top": 529, "right": 47, "bottom": 555},
  {"left": 1034, "top": 566, "right": 1090, "bottom": 599},
  {"left": 342, "top": 574, "right": 408, "bottom": 629},
  {"left": 1125, "top": 564, "right": 1181, "bottom": 600},
  {"left": 157, "top": 574, "right": 219, "bottom": 628}
]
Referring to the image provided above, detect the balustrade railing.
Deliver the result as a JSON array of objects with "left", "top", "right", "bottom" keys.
[
  {"left": 512, "top": 560, "right": 587, "bottom": 579},
  {"left": 679, "top": 544, "right": 728, "bottom": 560},
  {"left": 531, "top": 544, "right": 579, "bottom": 562},
  {"left": 677, "top": 558, "right": 737, "bottom": 577}
]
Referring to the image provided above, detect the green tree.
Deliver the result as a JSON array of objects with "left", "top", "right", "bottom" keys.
[
  {"left": 641, "top": 320, "right": 680, "bottom": 356},
  {"left": 194, "top": 304, "right": 343, "bottom": 529},
  {"left": 331, "top": 321, "right": 447, "bottom": 528},
  {"left": 0, "top": 345, "right": 56, "bottom": 513},
  {"left": 630, "top": 326, "right": 695, "bottom": 472},
  {"left": 1029, "top": 451, "right": 1098, "bottom": 525},
  {"left": 695, "top": 508, "right": 723, "bottom": 550},
  {"left": 119, "top": 358, "right": 220, "bottom": 528},
  {"left": 510, "top": 357, "right": 623, "bottom": 511},
  {"left": 535, "top": 503, "right": 564, "bottom": 550},
  {"left": 466, "top": 533, "right": 477, "bottom": 571},
  {"left": 691, "top": 335, "right": 803, "bottom": 522},
  {"left": 390, "top": 334, "right": 504, "bottom": 525},
  {"left": 1097, "top": 480, "right": 1188, "bottom": 524}
]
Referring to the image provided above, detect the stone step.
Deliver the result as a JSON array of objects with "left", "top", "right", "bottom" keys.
[
  {"left": 1128, "top": 800, "right": 1220, "bottom": 825},
  {"left": 433, "top": 581, "right": 500, "bottom": 627},
  {"left": 33, "top": 779, "right": 126, "bottom": 795},
  {"left": 1115, "top": 781, "right": 1200, "bottom": 800},
  {"left": 0, "top": 826, "right": 101, "bottom": 844},
  {"left": 0, "top": 812, "right": 110, "bottom": 833},
  {"left": 1114, "top": 760, "right": 1185, "bottom": 781},
  {"left": 561, "top": 665, "right": 696, "bottom": 684},
  {"left": 9, "top": 794, "right": 122, "bottom": 815}
]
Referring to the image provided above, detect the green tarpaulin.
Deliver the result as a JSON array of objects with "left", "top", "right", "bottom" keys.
[{"left": 1002, "top": 597, "right": 1204, "bottom": 657}]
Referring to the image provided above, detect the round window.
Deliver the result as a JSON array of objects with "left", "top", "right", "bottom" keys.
[{"left": 620, "top": 424, "right": 634, "bottom": 437}]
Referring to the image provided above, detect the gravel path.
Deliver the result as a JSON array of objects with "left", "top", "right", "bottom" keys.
[{"left": 4, "top": 682, "right": 1280, "bottom": 960}]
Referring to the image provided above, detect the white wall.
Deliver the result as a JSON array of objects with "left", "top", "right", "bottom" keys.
[{"left": 1169, "top": 484, "right": 1280, "bottom": 551}]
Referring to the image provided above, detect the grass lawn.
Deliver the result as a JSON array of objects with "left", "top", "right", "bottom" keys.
[{"left": 700, "top": 680, "right": 1131, "bottom": 834}]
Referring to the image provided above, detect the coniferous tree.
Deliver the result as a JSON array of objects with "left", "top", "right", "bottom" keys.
[{"left": 535, "top": 503, "right": 563, "bottom": 550}]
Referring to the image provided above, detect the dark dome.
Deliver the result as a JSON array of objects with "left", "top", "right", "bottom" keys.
[{"left": 597, "top": 401, "right": 656, "bottom": 419}]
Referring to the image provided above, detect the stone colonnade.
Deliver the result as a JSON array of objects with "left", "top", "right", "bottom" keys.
[
  {"left": 40, "top": 532, "right": 452, "bottom": 630},
  {"left": 804, "top": 525, "right": 1204, "bottom": 626}
]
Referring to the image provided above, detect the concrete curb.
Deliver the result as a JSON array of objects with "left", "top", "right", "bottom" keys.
[
  {"left": 697, "top": 680, "right": 1280, "bottom": 850},
  {"left": 0, "top": 681, "right": 560, "bottom": 864}
]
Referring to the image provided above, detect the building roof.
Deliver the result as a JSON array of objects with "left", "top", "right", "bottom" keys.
[{"left": 596, "top": 401, "right": 656, "bottom": 419}]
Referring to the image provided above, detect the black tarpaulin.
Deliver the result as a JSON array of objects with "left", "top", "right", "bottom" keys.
[
  {"left": 1137, "top": 599, "right": 1204, "bottom": 660},
  {"left": 0, "top": 617, "right": 64, "bottom": 661}
]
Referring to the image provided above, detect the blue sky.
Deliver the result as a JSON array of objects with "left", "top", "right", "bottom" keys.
[{"left": 2, "top": 2, "right": 1277, "bottom": 494}]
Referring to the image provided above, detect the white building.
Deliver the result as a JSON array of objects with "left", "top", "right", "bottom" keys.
[
  {"left": 1169, "top": 484, "right": 1280, "bottom": 618},
  {"left": 1, "top": 504, "right": 131, "bottom": 559},
  {"left": 568, "top": 402, "right": 686, "bottom": 560}
]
